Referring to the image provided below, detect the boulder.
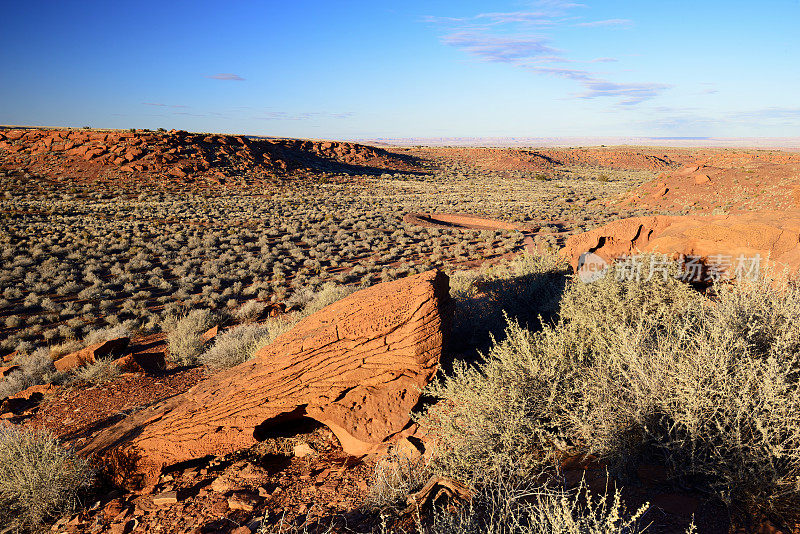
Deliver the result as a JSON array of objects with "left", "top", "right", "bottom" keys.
[
  {"left": 1, "top": 383, "right": 55, "bottom": 415},
  {"left": 562, "top": 211, "right": 800, "bottom": 281},
  {"left": 0, "top": 365, "right": 19, "bottom": 377},
  {"left": 78, "top": 271, "right": 450, "bottom": 491},
  {"left": 116, "top": 352, "right": 165, "bottom": 373},
  {"left": 4, "top": 130, "right": 25, "bottom": 141},
  {"left": 53, "top": 337, "right": 130, "bottom": 372}
]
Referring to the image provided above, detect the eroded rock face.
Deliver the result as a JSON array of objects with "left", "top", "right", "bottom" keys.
[
  {"left": 53, "top": 338, "right": 130, "bottom": 372},
  {"left": 79, "top": 270, "right": 450, "bottom": 491},
  {"left": 562, "top": 212, "right": 800, "bottom": 279}
]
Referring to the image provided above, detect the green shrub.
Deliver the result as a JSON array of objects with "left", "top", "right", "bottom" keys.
[{"left": 0, "top": 427, "right": 93, "bottom": 530}]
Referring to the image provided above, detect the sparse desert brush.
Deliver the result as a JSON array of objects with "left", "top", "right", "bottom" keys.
[
  {"left": 0, "top": 426, "right": 93, "bottom": 531},
  {"left": 427, "top": 478, "right": 650, "bottom": 534},
  {"left": 72, "top": 357, "right": 120, "bottom": 384},
  {"left": 562, "top": 273, "right": 800, "bottom": 519},
  {"left": 418, "top": 319, "right": 569, "bottom": 484},
  {"left": 0, "top": 348, "right": 57, "bottom": 399},
  {"left": 448, "top": 251, "right": 570, "bottom": 350},
  {"left": 424, "top": 262, "right": 800, "bottom": 522},
  {"left": 285, "top": 282, "right": 357, "bottom": 319},
  {"left": 164, "top": 308, "right": 217, "bottom": 366},
  {"left": 199, "top": 319, "right": 294, "bottom": 372},
  {"left": 365, "top": 447, "right": 431, "bottom": 512}
]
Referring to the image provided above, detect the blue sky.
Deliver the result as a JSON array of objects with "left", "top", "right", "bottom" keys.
[{"left": 1, "top": 0, "right": 799, "bottom": 139}]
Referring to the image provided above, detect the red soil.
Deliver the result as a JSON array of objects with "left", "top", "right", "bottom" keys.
[
  {"left": 0, "top": 127, "right": 422, "bottom": 190},
  {"left": 621, "top": 151, "right": 800, "bottom": 212}
]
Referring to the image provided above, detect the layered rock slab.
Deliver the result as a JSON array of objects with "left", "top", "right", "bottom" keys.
[
  {"left": 562, "top": 211, "right": 800, "bottom": 278},
  {"left": 79, "top": 270, "right": 450, "bottom": 490}
]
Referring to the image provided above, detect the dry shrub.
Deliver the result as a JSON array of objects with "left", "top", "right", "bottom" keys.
[
  {"left": 365, "top": 447, "right": 431, "bottom": 511},
  {"left": 287, "top": 282, "right": 357, "bottom": 319},
  {"left": 83, "top": 321, "right": 134, "bottom": 345},
  {"left": 163, "top": 309, "right": 217, "bottom": 365},
  {"left": 418, "top": 320, "right": 569, "bottom": 484},
  {"left": 422, "top": 260, "right": 800, "bottom": 521},
  {"left": 0, "top": 426, "right": 93, "bottom": 530},
  {"left": 0, "top": 348, "right": 57, "bottom": 399},
  {"left": 449, "top": 251, "right": 570, "bottom": 350},
  {"left": 199, "top": 319, "right": 293, "bottom": 372},
  {"left": 72, "top": 357, "right": 120, "bottom": 384},
  {"left": 427, "top": 478, "right": 650, "bottom": 534},
  {"left": 235, "top": 299, "right": 268, "bottom": 323}
]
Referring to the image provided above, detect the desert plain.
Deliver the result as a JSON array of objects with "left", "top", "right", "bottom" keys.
[{"left": 2, "top": 127, "right": 800, "bottom": 533}]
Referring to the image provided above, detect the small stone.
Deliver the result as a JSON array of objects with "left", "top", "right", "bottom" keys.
[
  {"left": 151, "top": 491, "right": 178, "bottom": 506},
  {"left": 293, "top": 442, "right": 315, "bottom": 458},
  {"left": 227, "top": 491, "right": 260, "bottom": 512},
  {"left": 210, "top": 476, "right": 233, "bottom": 494}
]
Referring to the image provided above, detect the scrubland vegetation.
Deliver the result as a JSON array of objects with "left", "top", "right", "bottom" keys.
[
  {"left": 0, "top": 164, "right": 657, "bottom": 364},
  {"left": 365, "top": 253, "right": 800, "bottom": 531},
  {"left": 0, "top": 160, "right": 711, "bottom": 532}
]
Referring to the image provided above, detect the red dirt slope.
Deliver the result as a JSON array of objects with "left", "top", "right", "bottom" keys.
[
  {"left": 0, "top": 128, "right": 422, "bottom": 189},
  {"left": 621, "top": 151, "right": 800, "bottom": 212}
]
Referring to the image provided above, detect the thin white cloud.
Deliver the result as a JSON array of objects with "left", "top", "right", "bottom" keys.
[
  {"left": 534, "top": 67, "right": 670, "bottom": 104},
  {"left": 576, "top": 18, "right": 632, "bottom": 27},
  {"left": 206, "top": 73, "right": 245, "bottom": 81},
  {"left": 142, "top": 102, "right": 188, "bottom": 108},
  {"left": 442, "top": 32, "right": 559, "bottom": 63},
  {"left": 426, "top": 1, "right": 666, "bottom": 105}
]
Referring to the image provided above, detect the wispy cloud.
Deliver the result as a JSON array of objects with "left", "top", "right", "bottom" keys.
[
  {"left": 254, "top": 111, "right": 355, "bottom": 121},
  {"left": 442, "top": 32, "right": 558, "bottom": 63},
  {"left": 426, "top": 1, "right": 667, "bottom": 105},
  {"left": 533, "top": 67, "right": 670, "bottom": 104},
  {"left": 577, "top": 80, "right": 671, "bottom": 105},
  {"left": 576, "top": 18, "right": 632, "bottom": 27},
  {"left": 142, "top": 102, "right": 188, "bottom": 108},
  {"left": 639, "top": 106, "right": 800, "bottom": 133},
  {"left": 732, "top": 107, "right": 800, "bottom": 122},
  {"left": 206, "top": 73, "right": 245, "bottom": 81}
]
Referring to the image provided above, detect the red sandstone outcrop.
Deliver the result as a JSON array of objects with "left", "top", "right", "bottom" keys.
[
  {"left": 78, "top": 270, "right": 450, "bottom": 490},
  {"left": 53, "top": 337, "right": 130, "bottom": 372},
  {"left": 562, "top": 212, "right": 800, "bottom": 280}
]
